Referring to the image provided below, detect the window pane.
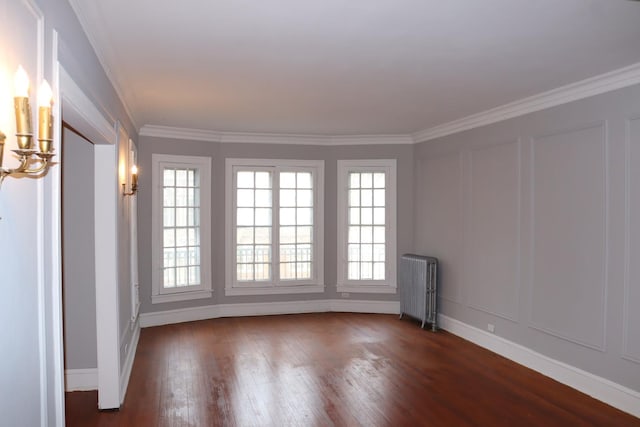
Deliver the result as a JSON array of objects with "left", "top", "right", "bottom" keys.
[
  {"left": 373, "top": 208, "right": 385, "bottom": 225},
  {"left": 360, "top": 226, "right": 373, "bottom": 243},
  {"left": 280, "top": 208, "right": 296, "bottom": 225},
  {"left": 361, "top": 262, "right": 373, "bottom": 280},
  {"left": 373, "top": 263, "right": 385, "bottom": 280},
  {"left": 237, "top": 264, "right": 253, "bottom": 281},
  {"left": 237, "top": 189, "right": 254, "bottom": 207},
  {"left": 361, "top": 173, "right": 373, "bottom": 188},
  {"left": 163, "top": 208, "right": 175, "bottom": 227},
  {"left": 176, "top": 248, "right": 188, "bottom": 266},
  {"left": 374, "top": 244, "right": 385, "bottom": 261},
  {"left": 349, "top": 190, "right": 360, "bottom": 207},
  {"left": 361, "top": 208, "right": 373, "bottom": 225},
  {"left": 361, "top": 189, "right": 373, "bottom": 206},
  {"left": 280, "top": 172, "right": 296, "bottom": 188},
  {"left": 189, "top": 247, "right": 200, "bottom": 265},
  {"left": 349, "top": 208, "right": 360, "bottom": 225},
  {"left": 280, "top": 226, "right": 296, "bottom": 244},
  {"left": 297, "top": 262, "right": 311, "bottom": 279},
  {"left": 297, "top": 244, "right": 312, "bottom": 262},
  {"left": 296, "top": 208, "right": 312, "bottom": 225},
  {"left": 176, "top": 188, "right": 187, "bottom": 206},
  {"left": 280, "top": 245, "right": 296, "bottom": 262},
  {"left": 164, "top": 188, "right": 175, "bottom": 206},
  {"left": 361, "top": 244, "right": 373, "bottom": 261},
  {"left": 348, "top": 263, "right": 360, "bottom": 280},
  {"left": 254, "top": 245, "right": 271, "bottom": 263},
  {"left": 188, "top": 228, "right": 199, "bottom": 246},
  {"left": 373, "top": 189, "right": 385, "bottom": 206},
  {"left": 189, "top": 266, "right": 201, "bottom": 285},
  {"left": 237, "top": 171, "right": 254, "bottom": 188},
  {"left": 255, "top": 190, "right": 272, "bottom": 207},
  {"left": 254, "top": 227, "right": 271, "bottom": 244},
  {"left": 164, "top": 268, "right": 175, "bottom": 287},
  {"left": 297, "top": 172, "right": 312, "bottom": 188},
  {"left": 296, "top": 226, "right": 312, "bottom": 244},
  {"left": 176, "top": 229, "right": 187, "bottom": 247},
  {"left": 349, "top": 173, "right": 360, "bottom": 188},
  {"left": 164, "top": 169, "right": 175, "bottom": 186},
  {"left": 297, "top": 189, "right": 313, "bottom": 207},
  {"left": 237, "top": 245, "right": 253, "bottom": 263},
  {"left": 255, "top": 172, "right": 271, "bottom": 188},
  {"left": 280, "top": 263, "right": 295, "bottom": 280},
  {"left": 163, "top": 229, "right": 175, "bottom": 247},
  {"left": 280, "top": 189, "right": 296, "bottom": 207},
  {"left": 237, "top": 208, "right": 254, "bottom": 226},
  {"left": 348, "top": 244, "right": 360, "bottom": 262},
  {"left": 373, "top": 173, "right": 385, "bottom": 188},
  {"left": 254, "top": 264, "right": 270, "bottom": 281},
  {"left": 255, "top": 208, "right": 272, "bottom": 226},
  {"left": 187, "top": 170, "right": 195, "bottom": 187},
  {"left": 348, "top": 226, "right": 360, "bottom": 243},
  {"left": 164, "top": 248, "right": 175, "bottom": 267},
  {"left": 373, "top": 226, "right": 385, "bottom": 243},
  {"left": 176, "top": 170, "right": 187, "bottom": 187},
  {"left": 176, "top": 208, "right": 187, "bottom": 226}
]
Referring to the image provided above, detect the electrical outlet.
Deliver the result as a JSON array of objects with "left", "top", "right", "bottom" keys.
[
  {"left": 487, "top": 323, "right": 495, "bottom": 333},
  {"left": 342, "top": 292, "right": 350, "bottom": 298}
]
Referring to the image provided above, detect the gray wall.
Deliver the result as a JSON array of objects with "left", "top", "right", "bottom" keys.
[
  {"left": 62, "top": 127, "right": 97, "bottom": 370},
  {"left": 413, "top": 83, "right": 640, "bottom": 393},
  {"left": 137, "top": 137, "right": 414, "bottom": 313}
]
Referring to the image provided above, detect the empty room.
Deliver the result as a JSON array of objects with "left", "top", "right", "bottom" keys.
[{"left": 1, "top": 0, "right": 640, "bottom": 426}]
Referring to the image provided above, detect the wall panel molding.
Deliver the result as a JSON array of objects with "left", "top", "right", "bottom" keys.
[{"left": 528, "top": 122, "right": 608, "bottom": 352}]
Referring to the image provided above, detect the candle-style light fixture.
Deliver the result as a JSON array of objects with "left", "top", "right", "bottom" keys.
[
  {"left": 123, "top": 164, "right": 138, "bottom": 196},
  {"left": 0, "top": 65, "right": 56, "bottom": 186}
]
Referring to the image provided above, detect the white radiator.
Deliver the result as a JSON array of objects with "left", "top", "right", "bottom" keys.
[{"left": 399, "top": 254, "right": 438, "bottom": 331}]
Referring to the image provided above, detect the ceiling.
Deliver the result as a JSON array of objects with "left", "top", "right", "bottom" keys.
[{"left": 69, "top": 0, "right": 640, "bottom": 136}]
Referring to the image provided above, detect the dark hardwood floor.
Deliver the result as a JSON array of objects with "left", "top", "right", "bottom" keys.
[{"left": 66, "top": 313, "right": 639, "bottom": 426}]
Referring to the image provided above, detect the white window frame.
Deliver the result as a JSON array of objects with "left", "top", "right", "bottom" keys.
[
  {"left": 151, "top": 154, "right": 212, "bottom": 304},
  {"left": 225, "top": 158, "right": 325, "bottom": 296},
  {"left": 337, "top": 159, "right": 397, "bottom": 293}
]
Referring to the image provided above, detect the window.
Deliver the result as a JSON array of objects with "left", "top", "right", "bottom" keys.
[
  {"left": 337, "top": 159, "right": 397, "bottom": 293},
  {"left": 225, "top": 159, "right": 324, "bottom": 295},
  {"left": 152, "top": 154, "right": 212, "bottom": 303}
]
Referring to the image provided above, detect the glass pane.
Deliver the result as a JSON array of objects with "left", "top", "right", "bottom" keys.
[
  {"left": 361, "top": 244, "right": 373, "bottom": 261},
  {"left": 280, "top": 263, "right": 295, "bottom": 280},
  {"left": 280, "top": 189, "right": 296, "bottom": 207},
  {"left": 280, "top": 226, "right": 296, "bottom": 244},
  {"left": 237, "top": 264, "right": 253, "bottom": 281},
  {"left": 297, "top": 172, "right": 312, "bottom": 188},
  {"left": 361, "top": 173, "right": 373, "bottom": 188},
  {"left": 296, "top": 208, "right": 312, "bottom": 225},
  {"left": 361, "top": 262, "right": 373, "bottom": 280},
  {"left": 373, "top": 189, "right": 385, "bottom": 206},
  {"left": 349, "top": 208, "right": 360, "bottom": 225},
  {"left": 236, "top": 245, "right": 253, "bottom": 263},
  {"left": 163, "top": 229, "right": 175, "bottom": 247},
  {"left": 255, "top": 208, "right": 272, "bottom": 226},
  {"left": 163, "top": 188, "right": 175, "bottom": 207},
  {"left": 237, "top": 189, "right": 254, "bottom": 207},
  {"left": 176, "top": 188, "right": 187, "bottom": 206},
  {"left": 348, "top": 244, "right": 360, "bottom": 262},
  {"left": 255, "top": 171, "right": 271, "bottom": 188},
  {"left": 361, "top": 189, "right": 373, "bottom": 206},
  {"left": 374, "top": 244, "right": 385, "bottom": 261},
  {"left": 297, "top": 189, "right": 313, "bottom": 207},
  {"left": 296, "top": 226, "right": 312, "bottom": 244},
  {"left": 164, "top": 169, "right": 175, "bottom": 186},
  {"left": 280, "top": 172, "right": 296, "bottom": 188},
  {"left": 254, "top": 227, "right": 271, "bottom": 244},
  {"left": 361, "top": 208, "right": 373, "bottom": 225},
  {"left": 297, "top": 262, "right": 311, "bottom": 279},
  {"left": 176, "top": 228, "right": 188, "bottom": 247},
  {"left": 373, "top": 226, "right": 385, "bottom": 243},
  {"left": 348, "top": 226, "right": 360, "bottom": 243},
  {"left": 348, "top": 190, "right": 360, "bottom": 207},
  {"left": 164, "top": 268, "right": 175, "bottom": 287},
  {"left": 237, "top": 208, "right": 254, "bottom": 226},
  {"left": 163, "top": 248, "right": 175, "bottom": 268},
  {"left": 280, "top": 208, "right": 296, "bottom": 225},
  {"left": 255, "top": 190, "right": 272, "bottom": 207},
  {"left": 254, "top": 245, "right": 271, "bottom": 263},
  {"left": 254, "top": 264, "right": 270, "bottom": 281},
  {"left": 163, "top": 208, "right": 175, "bottom": 227},
  {"left": 176, "top": 208, "right": 187, "bottom": 227},
  {"left": 373, "top": 263, "right": 385, "bottom": 280},
  {"left": 373, "top": 173, "right": 385, "bottom": 188},
  {"left": 360, "top": 226, "right": 373, "bottom": 243},
  {"left": 188, "top": 228, "right": 199, "bottom": 246},
  {"left": 187, "top": 170, "right": 195, "bottom": 187},
  {"left": 349, "top": 173, "right": 360, "bottom": 188},
  {"left": 297, "top": 244, "right": 312, "bottom": 262},
  {"left": 176, "top": 248, "right": 188, "bottom": 266},
  {"left": 189, "top": 266, "right": 201, "bottom": 285},
  {"left": 348, "top": 263, "right": 360, "bottom": 280},
  {"left": 373, "top": 207, "right": 385, "bottom": 225},
  {"left": 176, "top": 170, "right": 187, "bottom": 187},
  {"left": 187, "top": 188, "right": 195, "bottom": 206},
  {"left": 189, "top": 247, "right": 200, "bottom": 265},
  {"left": 237, "top": 171, "right": 254, "bottom": 188},
  {"left": 280, "top": 244, "right": 296, "bottom": 262}
]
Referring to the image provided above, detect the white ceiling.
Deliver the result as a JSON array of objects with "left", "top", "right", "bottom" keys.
[{"left": 69, "top": 0, "right": 640, "bottom": 136}]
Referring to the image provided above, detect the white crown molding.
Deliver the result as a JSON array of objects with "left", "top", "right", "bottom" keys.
[
  {"left": 139, "top": 124, "right": 413, "bottom": 145},
  {"left": 439, "top": 315, "right": 640, "bottom": 418},
  {"left": 67, "top": 0, "right": 139, "bottom": 132},
  {"left": 413, "top": 61, "right": 640, "bottom": 143}
]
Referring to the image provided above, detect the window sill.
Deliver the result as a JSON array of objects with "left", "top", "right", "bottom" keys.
[
  {"left": 152, "top": 289, "right": 212, "bottom": 304},
  {"left": 225, "top": 284, "right": 325, "bottom": 296},
  {"left": 337, "top": 284, "right": 397, "bottom": 294}
]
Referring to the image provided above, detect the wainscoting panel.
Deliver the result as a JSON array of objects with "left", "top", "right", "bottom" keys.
[
  {"left": 624, "top": 117, "right": 640, "bottom": 363},
  {"left": 465, "top": 140, "right": 520, "bottom": 321},
  {"left": 415, "top": 153, "right": 463, "bottom": 303},
  {"left": 530, "top": 123, "right": 608, "bottom": 351}
]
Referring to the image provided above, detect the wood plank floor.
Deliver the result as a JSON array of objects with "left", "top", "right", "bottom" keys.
[{"left": 66, "top": 313, "right": 639, "bottom": 426}]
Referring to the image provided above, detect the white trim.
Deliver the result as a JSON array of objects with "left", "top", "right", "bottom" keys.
[
  {"left": 336, "top": 159, "right": 398, "bottom": 293},
  {"left": 119, "top": 320, "right": 140, "bottom": 404},
  {"left": 151, "top": 154, "right": 212, "bottom": 304},
  {"left": 225, "top": 158, "right": 325, "bottom": 295},
  {"left": 65, "top": 369, "right": 98, "bottom": 392},
  {"left": 139, "top": 62, "right": 640, "bottom": 146},
  {"left": 413, "top": 61, "right": 640, "bottom": 143},
  {"left": 140, "top": 299, "right": 400, "bottom": 327},
  {"left": 140, "top": 125, "right": 413, "bottom": 145},
  {"left": 438, "top": 314, "right": 640, "bottom": 419}
]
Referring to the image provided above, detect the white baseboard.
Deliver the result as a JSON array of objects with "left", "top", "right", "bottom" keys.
[
  {"left": 438, "top": 314, "right": 640, "bottom": 418},
  {"left": 119, "top": 319, "right": 140, "bottom": 404},
  {"left": 139, "top": 299, "right": 400, "bottom": 328},
  {"left": 65, "top": 368, "right": 98, "bottom": 392}
]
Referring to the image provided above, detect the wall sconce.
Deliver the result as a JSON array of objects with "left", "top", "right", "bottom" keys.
[
  {"left": 123, "top": 165, "right": 138, "bottom": 196},
  {"left": 0, "top": 66, "right": 55, "bottom": 186}
]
